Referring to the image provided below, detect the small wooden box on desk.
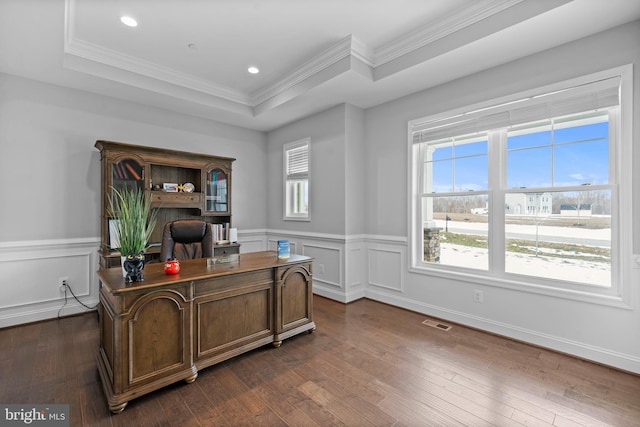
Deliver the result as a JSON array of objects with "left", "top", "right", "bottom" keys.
[{"left": 96, "top": 251, "right": 315, "bottom": 414}]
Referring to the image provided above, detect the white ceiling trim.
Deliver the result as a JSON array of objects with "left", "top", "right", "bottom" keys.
[
  {"left": 64, "top": 36, "right": 252, "bottom": 106},
  {"left": 374, "top": 0, "right": 523, "bottom": 66},
  {"left": 63, "top": 0, "right": 250, "bottom": 105},
  {"left": 251, "top": 35, "right": 366, "bottom": 106},
  {"left": 61, "top": 0, "right": 572, "bottom": 117}
]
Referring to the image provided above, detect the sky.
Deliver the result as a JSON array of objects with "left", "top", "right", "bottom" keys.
[{"left": 428, "top": 119, "right": 609, "bottom": 192}]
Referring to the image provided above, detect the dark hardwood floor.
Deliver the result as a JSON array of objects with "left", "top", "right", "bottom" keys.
[{"left": 1, "top": 296, "right": 639, "bottom": 426}]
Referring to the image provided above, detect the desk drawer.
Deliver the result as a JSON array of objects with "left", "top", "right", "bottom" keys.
[
  {"left": 214, "top": 244, "right": 240, "bottom": 256},
  {"left": 194, "top": 269, "right": 273, "bottom": 297}
]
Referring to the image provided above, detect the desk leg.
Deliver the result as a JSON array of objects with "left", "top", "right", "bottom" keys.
[
  {"left": 185, "top": 372, "right": 198, "bottom": 383},
  {"left": 110, "top": 402, "right": 127, "bottom": 414}
]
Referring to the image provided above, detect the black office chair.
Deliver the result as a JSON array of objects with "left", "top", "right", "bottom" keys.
[{"left": 159, "top": 220, "right": 214, "bottom": 261}]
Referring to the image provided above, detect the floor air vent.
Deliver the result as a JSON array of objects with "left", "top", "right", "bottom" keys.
[{"left": 422, "top": 319, "right": 452, "bottom": 331}]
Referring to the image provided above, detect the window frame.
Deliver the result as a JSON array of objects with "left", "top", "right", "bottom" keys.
[
  {"left": 408, "top": 65, "right": 633, "bottom": 308},
  {"left": 283, "top": 138, "right": 311, "bottom": 221}
]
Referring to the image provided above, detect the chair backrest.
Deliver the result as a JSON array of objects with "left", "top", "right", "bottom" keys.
[{"left": 159, "top": 220, "right": 214, "bottom": 261}]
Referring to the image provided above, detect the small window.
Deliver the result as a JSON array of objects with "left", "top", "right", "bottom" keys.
[{"left": 284, "top": 139, "right": 310, "bottom": 220}]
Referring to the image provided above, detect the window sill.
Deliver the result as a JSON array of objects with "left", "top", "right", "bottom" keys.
[{"left": 284, "top": 216, "right": 311, "bottom": 222}]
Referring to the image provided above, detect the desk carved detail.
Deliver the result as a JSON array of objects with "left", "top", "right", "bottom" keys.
[{"left": 96, "top": 252, "right": 314, "bottom": 413}]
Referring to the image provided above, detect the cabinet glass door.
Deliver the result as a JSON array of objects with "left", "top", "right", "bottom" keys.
[
  {"left": 109, "top": 158, "right": 145, "bottom": 250},
  {"left": 206, "top": 168, "right": 228, "bottom": 213},
  {"left": 112, "top": 158, "right": 144, "bottom": 192}
]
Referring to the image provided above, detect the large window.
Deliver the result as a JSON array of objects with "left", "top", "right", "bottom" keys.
[
  {"left": 409, "top": 67, "right": 632, "bottom": 306},
  {"left": 284, "top": 138, "right": 310, "bottom": 220}
]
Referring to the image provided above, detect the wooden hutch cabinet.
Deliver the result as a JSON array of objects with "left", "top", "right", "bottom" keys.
[
  {"left": 95, "top": 141, "right": 239, "bottom": 267},
  {"left": 94, "top": 142, "right": 317, "bottom": 414}
]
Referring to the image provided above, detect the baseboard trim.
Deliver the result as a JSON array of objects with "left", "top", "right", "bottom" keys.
[{"left": 0, "top": 299, "right": 99, "bottom": 329}]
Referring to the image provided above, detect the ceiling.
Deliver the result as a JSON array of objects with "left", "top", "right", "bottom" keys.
[{"left": 1, "top": 0, "right": 640, "bottom": 131}]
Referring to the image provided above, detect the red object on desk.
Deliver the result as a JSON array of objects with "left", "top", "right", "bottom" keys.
[{"left": 164, "top": 259, "right": 180, "bottom": 275}]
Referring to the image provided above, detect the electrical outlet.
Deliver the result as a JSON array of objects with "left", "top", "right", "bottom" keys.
[
  {"left": 319, "top": 264, "right": 325, "bottom": 274},
  {"left": 58, "top": 276, "right": 69, "bottom": 294},
  {"left": 473, "top": 289, "right": 483, "bottom": 303}
]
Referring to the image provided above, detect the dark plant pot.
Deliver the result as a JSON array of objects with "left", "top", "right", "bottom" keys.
[{"left": 123, "top": 253, "right": 145, "bottom": 283}]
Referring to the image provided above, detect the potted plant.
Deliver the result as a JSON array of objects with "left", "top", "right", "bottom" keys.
[{"left": 108, "top": 186, "right": 158, "bottom": 282}]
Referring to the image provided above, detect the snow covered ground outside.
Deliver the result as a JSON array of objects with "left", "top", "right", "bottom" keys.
[
  {"left": 440, "top": 244, "right": 610, "bottom": 286},
  {"left": 435, "top": 219, "right": 611, "bottom": 246},
  {"left": 435, "top": 220, "right": 611, "bottom": 286}
]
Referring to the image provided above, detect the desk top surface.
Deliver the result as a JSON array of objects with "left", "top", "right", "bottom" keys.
[{"left": 98, "top": 251, "right": 312, "bottom": 294}]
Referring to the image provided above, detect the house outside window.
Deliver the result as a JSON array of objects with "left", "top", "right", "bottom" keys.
[
  {"left": 409, "top": 66, "right": 633, "bottom": 307},
  {"left": 284, "top": 138, "right": 310, "bottom": 220}
]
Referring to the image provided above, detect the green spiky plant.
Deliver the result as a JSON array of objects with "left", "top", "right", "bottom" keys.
[{"left": 108, "top": 187, "right": 159, "bottom": 255}]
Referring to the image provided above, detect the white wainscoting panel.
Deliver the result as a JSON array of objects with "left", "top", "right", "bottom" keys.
[
  {"left": 367, "top": 244, "right": 404, "bottom": 292},
  {"left": 302, "top": 243, "right": 342, "bottom": 288},
  {"left": 1, "top": 253, "right": 91, "bottom": 308},
  {"left": 0, "top": 238, "right": 100, "bottom": 327},
  {"left": 237, "top": 229, "right": 268, "bottom": 253},
  {"left": 265, "top": 230, "right": 353, "bottom": 301},
  {"left": 345, "top": 241, "right": 365, "bottom": 302}
]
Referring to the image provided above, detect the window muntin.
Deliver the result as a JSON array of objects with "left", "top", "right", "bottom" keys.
[
  {"left": 421, "top": 134, "right": 489, "bottom": 270},
  {"left": 424, "top": 134, "right": 488, "bottom": 193},
  {"left": 409, "top": 68, "right": 631, "bottom": 304},
  {"left": 284, "top": 139, "right": 310, "bottom": 220},
  {"left": 507, "top": 112, "right": 609, "bottom": 188}
]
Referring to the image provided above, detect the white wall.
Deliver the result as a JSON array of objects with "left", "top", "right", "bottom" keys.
[
  {"left": 363, "top": 20, "right": 640, "bottom": 373},
  {"left": 0, "top": 73, "right": 267, "bottom": 326},
  {"left": 266, "top": 104, "right": 347, "bottom": 235},
  {"left": 266, "top": 104, "right": 367, "bottom": 302},
  {"left": 344, "top": 104, "right": 366, "bottom": 236}
]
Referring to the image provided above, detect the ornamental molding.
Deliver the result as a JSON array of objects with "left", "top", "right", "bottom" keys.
[{"left": 63, "top": 0, "right": 532, "bottom": 115}]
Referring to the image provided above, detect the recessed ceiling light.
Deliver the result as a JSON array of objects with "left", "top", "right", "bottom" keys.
[
  {"left": 247, "top": 66, "right": 260, "bottom": 74},
  {"left": 120, "top": 16, "right": 138, "bottom": 27}
]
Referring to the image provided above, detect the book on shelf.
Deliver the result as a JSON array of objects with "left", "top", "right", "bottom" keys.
[
  {"left": 124, "top": 162, "right": 141, "bottom": 180},
  {"left": 114, "top": 163, "right": 124, "bottom": 179},
  {"left": 113, "top": 161, "right": 142, "bottom": 181},
  {"left": 211, "top": 222, "right": 231, "bottom": 244}
]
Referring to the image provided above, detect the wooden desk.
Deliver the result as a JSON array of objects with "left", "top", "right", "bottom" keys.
[{"left": 96, "top": 251, "right": 315, "bottom": 413}]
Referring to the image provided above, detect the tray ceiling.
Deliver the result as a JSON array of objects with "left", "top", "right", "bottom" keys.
[{"left": 2, "top": 0, "right": 640, "bottom": 130}]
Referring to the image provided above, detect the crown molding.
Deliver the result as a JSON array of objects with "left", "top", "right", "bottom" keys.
[
  {"left": 251, "top": 35, "right": 374, "bottom": 107},
  {"left": 374, "top": 0, "right": 524, "bottom": 66},
  {"left": 351, "top": 36, "right": 375, "bottom": 68},
  {"left": 64, "top": 37, "right": 252, "bottom": 106},
  {"left": 64, "top": 0, "right": 251, "bottom": 106},
  {"left": 62, "top": 0, "right": 559, "bottom": 118}
]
